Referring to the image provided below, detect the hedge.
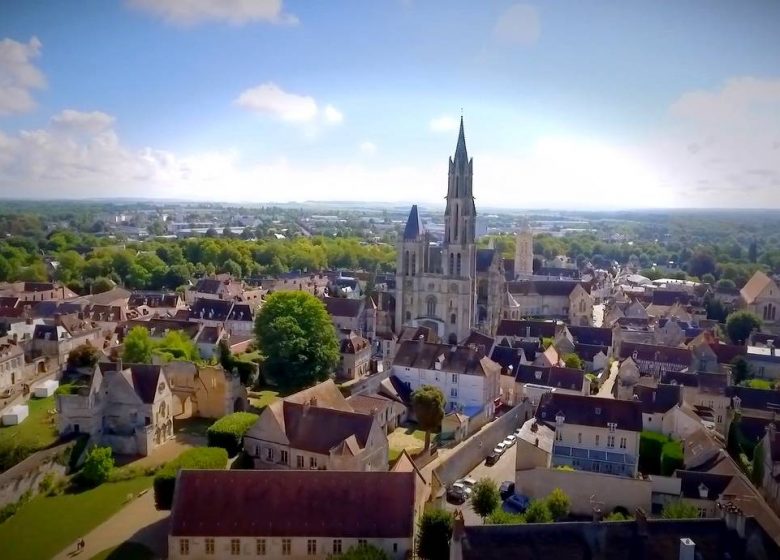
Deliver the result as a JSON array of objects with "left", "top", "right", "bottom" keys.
[
  {"left": 638, "top": 431, "right": 667, "bottom": 475},
  {"left": 153, "top": 447, "right": 228, "bottom": 509},
  {"left": 660, "top": 440, "right": 684, "bottom": 476},
  {"left": 206, "top": 412, "right": 259, "bottom": 457}
]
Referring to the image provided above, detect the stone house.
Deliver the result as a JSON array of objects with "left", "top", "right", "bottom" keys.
[
  {"left": 337, "top": 331, "right": 371, "bottom": 382},
  {"left": 661, "top": 371, "right": 731, "bottom": 436},
  {"left": 0, "top": 340, "right": 24, "bottom": 390},
  {"left": 323, "top": 296, "right": 376, "bottom": 341},
  {"left": 345, "top": 392, "right": 407, "bottom": 434},
  {"left": 164, "top": 361, "right": 247, "bottom": 419},
  {"left": 56, "top": 362, "right": 174, "bottom": 456},
  {"left": 514, "top": 365, "right": 588, "bottom": 400},
  {"left": 128, "top": 292, "right": 185, "bottom": 318},
  {"left": 168, "top": 470, "right": 417, "bottom": 560},
  {"left": 757, "top": 423, "right": 780, "bottom": 514},
  {"left": 31, "top": 314, "right": 103, "bottom": 366},
  {"left": 740, "top": 271, "right": 780, "bottom": 330}
]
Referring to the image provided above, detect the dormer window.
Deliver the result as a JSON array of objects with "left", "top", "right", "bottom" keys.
[
  {"left": 607, "top": 422, "right": 617, "bottom": 433},
  {"left": 555, "top": 412, "right": 565, "bottom": 425},
  {"left": 594, "top": 407, "right": 601, "bottom": 415}
]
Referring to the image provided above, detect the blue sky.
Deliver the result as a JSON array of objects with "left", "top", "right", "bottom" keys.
[{"left": 1, "top": 0, "right": 779, "bottom": 208}]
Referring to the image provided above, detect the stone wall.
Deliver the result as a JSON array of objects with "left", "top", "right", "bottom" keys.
[
  {"left": 433, "top": 403, "right": 527, "bottom": 486},
  {"left": 515, "top": 467, "right": 652, "bottom": 517},
  {"left": 0, "top": 439, "right": 77, "bottom": 508}
]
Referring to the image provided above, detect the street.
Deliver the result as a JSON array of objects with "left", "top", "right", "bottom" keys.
[{"left": 443, "top": 444, "right": 517, "bottom": 525}]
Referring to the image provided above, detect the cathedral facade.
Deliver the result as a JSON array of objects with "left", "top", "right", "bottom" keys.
[{"left": 394, "top": 119, "right": 531, "bottom": 343}]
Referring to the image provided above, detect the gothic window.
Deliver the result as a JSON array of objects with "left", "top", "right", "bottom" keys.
[
  {"left": 456, "top": 253, "right": 462, "bottom": 276},
  {"left": 426, "top": 296, "right": 437, "bottom": 318},
  {"left": 455, "top": 176, "right": 459, "bottom": 197},
  {"left": 450, "top": 313, "right": 456, "bottom": 324},
  {"left": 404, "top": 251, "right": 409, "bottom": 276},
  {"left": 764, "top": 303, "right": 776, "bottom": 321},
  {"left": 449, "top": 253, "right": 454, "bottom": 276},
  {"left": 411, "top": 252, "right": 417, "bottom": 276},
  {"left": 405, "top": 311, "right": 411, "bottom": 321},
  {"left": 454, "top": 204, "right": 459, "bottom": 241},
  {"left": 579, "top": 300, "right": 586, "bottom": 313}
]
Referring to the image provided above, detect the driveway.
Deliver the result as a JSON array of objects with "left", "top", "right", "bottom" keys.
[{"left": 443, "top": 445, "right": 517, "bottom": 525}]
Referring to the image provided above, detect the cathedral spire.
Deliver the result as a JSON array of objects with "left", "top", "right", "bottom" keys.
[{"left": 454, "top": 115, "right": 468, "bottom": 163}]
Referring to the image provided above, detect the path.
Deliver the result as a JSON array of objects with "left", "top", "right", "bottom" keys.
[
  {"left": 597, "top": 360, "right": 619, "bottom": 398},
  {"left": 53, "top": 491, "right": 169, "bottom": 560}
]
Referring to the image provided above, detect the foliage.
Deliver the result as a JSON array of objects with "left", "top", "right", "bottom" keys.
[
  {"left": 470, "top": 478, "right": 500, "bottom": 520},
  {"left": 728, "top": 415, "right": 759, "bottom": 460},
  {"left": 67, "top": 343, "right": 100, "bottom": 370},
  {"left": 0, "top": 396, "right": 58, "bottom": 471},
  {"left": 752, "top": 441, "right": 765, "bottom": 485},
  {"left": 206, "top": 412, "right": 259, "bottom": 457},
  {"left": 416, "top": 509, "right": 453, "bottom": 560},
  {"left": 541, "top": 337, "right": 554, "bottom": 350},
  {"left": 68, "top": 434, "right": 90, "bottom": 471},
  {"left": 254, "top": 291, "right": 340, "bottom": 390},
  {"left": 122, "top": 326, "right": 200, "bottom": 364},
  {"left": 411, "top": 385, "right": 445, "bottom": 450},
  {"left": 716, "top": 278, "right": 737, "bottom": 290},
  {"left": 218, "top": 340, "right": 260, "bottom": 386},
  {"left": 639, "top": 430, "right": 668, "bottom": 475},
  {"left": 153, "top": 447, "right": 228, "bottom": 509},
  {"left": 605, "top": 511, "right": 632, "bottom": 521},
  {"left": 122, "top": 326, "right": 155, "bottom": 363},
  {"left": 660, "top": 440, "right": 684, "bottom": 476},
  {"left": 562, "top": 353, "right": 584, "bottom": 370},
  {"left": 328, "top": 543, "right": 390, "bottom": 560},
  {"left": 486, "top": 508, "right": 526, "bottom": 525},
  {"left": 80, "top": 446, "right": 115, "bottom": 487},
  {"left": 661, "top": 500, "right": 699, "bottom": 519},
  {"left": 731, "top": 356, "right": 752, "bottom": 385},
  {"left": 545, "top": 487, "right": 571, "bottom": 521},
  {"left": 725, "top": 311, "right": 761, "bottom": 345},
  {"left": 0, "top": 490, "right": 32, "bottom": 524},
  {"left": 554, "top": 464, "right": 575, "bottom": 471},
  {"left": 523, "top": 499, "right": 553, "bottom": 523},
  {"left": 0, "top": 476, "right": 152, "bottom": 560}
]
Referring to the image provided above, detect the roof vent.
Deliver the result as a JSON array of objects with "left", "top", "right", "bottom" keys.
[{"left": 594, "top": 407, "right": 601, "bottom": 415}]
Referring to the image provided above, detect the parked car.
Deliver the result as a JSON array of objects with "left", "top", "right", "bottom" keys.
[
  {"left": 504, "top": 494, "right": 530, "bottom": 513},
  {"left": 460, "top": 477, "right": 477, "bottom": 489},
  {"left": 485, "top": 452, "right": 500, "bottom": 466},
  {"left": 493, "top": 442, "right": 507, "bottom": 455},
  {"left": 514, "top": 428, "right": 522, "bottom": 437},
  {"left": 499, "top": 481, "right": 515, "bottom": 500},
  {"left": 447, "top": 481, "right": 470, "bottom": 503},
  {"left": 503, "top": 434, "right": 517, "bottom": 447}
]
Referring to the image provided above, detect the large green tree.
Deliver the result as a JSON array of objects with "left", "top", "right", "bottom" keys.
[
  {"left": 122, "top": 326, "right": 155, "bottom": 363},
  {"left": 416, "top": 509, "right": 452, "bottom": 560},
  {"left": 725, "top": 310, "right": 761, "bottom": 344},
  {"left": 254, "top": 291, "right": 339, "bottom": 390},
  {"left": 470, "top": 478, "right": 500, "bottom": 520},
  {"left": 411, "top": 385, "right": 445, "bottom": 450}
]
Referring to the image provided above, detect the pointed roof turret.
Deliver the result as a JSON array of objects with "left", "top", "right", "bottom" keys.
[
  {"left": 403, "top": 204, "right": 425, "bottom": 240},
  {"left": 454, "top": 115, "right": 468, "bottom": 163}
]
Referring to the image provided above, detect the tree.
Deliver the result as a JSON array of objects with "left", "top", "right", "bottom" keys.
[
  {"left": 686, "top": 249, "right": 716, "bottom": 278},
  {"left": 416, "top": 509, "right": 452, "bottom": 560},
  {"left": 221, "top": 258, "right": 242, "bottom": 278},
  {"left": 726, "top": 310, "right": 761, "bottom": 345},
  {"left": 701, "top": 272, "right": 716, "bottom": 285},
  {"left": 154, "top": 330, "right": 200, "bottom": 362},
  {"left": 329, "top": 544, "right": 390, "bottom": 560},
  {"left": 661, "top": 500, "right": 699, "bottom": 519},
  {"left": 67, "top": 343, "right": 100, "bottom": 370},
  {"left": 545, "top": 487, "right": 570, "bottom": 521},
  {"left": 562, "top": 353, "right": 584, "bottom": 370},
  {"left": 731, "top": 356, "right": 752, "bottom": 385},
  {"left": 604, "top": 511, "right": 631, "bottom": 521},
  {"left": 749, "top": 239, "right": 758, "bottom": 263},
  {"left": 524, "top": 500, "right": 553, "bottom": 523},
  {"left": 254, "top": 291, "right": 340, "bottom": 390},
  {"left": 122, "top": 326, "right": 154, "bottom": 363},
  {"left": 80, "top": 446, "right": 114, "bottom": 487},
  {"left": 470, "top": 478, "right": 500, "bottom": 520},
  {"left": 716, "top": 278, "right": 737, "bottom": 291},
  {"left": 411, "top": 385, "right": 445, "bottom": 451},
  {"left": 90, "top": 276, "right": 115, "bottom": 294}
]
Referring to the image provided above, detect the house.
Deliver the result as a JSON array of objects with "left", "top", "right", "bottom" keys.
[
  {"left": 0, "top": 340, "right": 24, "bottom": 390},
  {"left": 745, "top": 345, "right": 780, "bottom": 379},
  {"left": 619, "top": 341, "right": 692, "bottom": 377},
  {"left": 337, "top": 331, "right": 371, "bottom": 382},
  {"left": 194, "top": 325, "right": 226, "bottom": 359},
  {"left": 31, "top": 314, "right": 103, "bottom": 366},
  {"left": 0, "top": 281, "right": 78, "bottom": 303},
  {"left": 503, "top": 280, "right": 593, "bottom": 326},
  {"left": 322, "top": 296, "right": 376, "bottom": 341},
  {"left": 189, "top": 298, "right": 234, "bottom": 329},
  {"left": 165, "top": 361, "right": 247, "bottom": 419},
  {"left": 661, "top": 371, "right": 731, "bottom": 435},
  {"left": 757, "top": 423, "right": 780, "bottom": 514},
  {"left": 56, "top": 362, "right": 174, "bottom": 456},
  {"left": 185, "top": 276, "right": 244, "bottom": 303},
  {"left": 128, "top": 292, "right": 184, "bottom": 318},
  {"left": 740, "top": 271, "right": 780, "bottom": 329},
  {"left": 514, "top": 365, "right": 588, "bottom": 399},
  {"left": 630, "top": 382, "right": 682, "bottom": 432},
  {"left": 168, "top": 470, "right": 417, "bottom": 560},
  {"left": 345, "top": 392, "right": 407, "bottom": 434},
  {"left": 536, "top": 392, "right": 643, "bottom": 477},
  {"left": 244, "top": 380, "right": 389, "bottom": 472},
  {"left": 391, "top": 339, "right": 500, "bottom": 420},
  {"left": 224, "top": 303, "right": 255, "bottom": 337},
  {"left": 495, "top": 319, "right": 558, "bottom": 342}
]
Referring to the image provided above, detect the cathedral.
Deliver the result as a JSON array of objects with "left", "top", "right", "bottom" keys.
[{"left": 394, "top": 118, "right": 536, "bottom": 343}]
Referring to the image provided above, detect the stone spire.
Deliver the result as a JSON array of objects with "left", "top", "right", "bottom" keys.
[{"left": 454, "top": 115, "right": 468, "bottom": 165}]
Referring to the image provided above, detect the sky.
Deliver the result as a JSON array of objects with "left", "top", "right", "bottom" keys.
[{"left": 1, "top": 0, "right": 779, "bottom": 209}]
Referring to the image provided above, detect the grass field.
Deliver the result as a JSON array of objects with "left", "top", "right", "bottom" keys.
[
  {"left": 90, "top": 542, "right": 154, "bottom": 560},
  {"left": 0, "top": 476, "right": 153, "bottom": 560},
  {"left": 0, "top": 396, "right": 59, "bottom": 469}
]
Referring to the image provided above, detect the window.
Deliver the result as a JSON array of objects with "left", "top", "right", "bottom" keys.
[
  {"left": 205, "top": 538, "right": 215, "bottom": 555},
  {"left": 333, "top": 540, "right": 343, "bottom": 554},
  {"left": 456, "top": 253, "right": 462, "bottom": 276},
  {"left": 307, "top": 539, "right": 317, "bottom": 555},
  {"left": 297, "top": 455, "right": 304, "bottom": 468},
  {"left": 179, "top": 539, "right": 190, "bottom": 555},
  {"left": 577, "top": 433, "right": 582, "bottom": 444},
  {"left": 595, "top": 435, "right": 600, "bottom": 446},
  {"left": 266, "top": 447, "right": 274, "bottom": 461},
  {"left": 393, "top": 543, "right": 398, "bottom": 553},
  {"left": 280, "top": 450, "right": 288, "bottom": 464},
  {"left": 607, "top": 435, "right": 615, "bottom": 448},
  {"left": 426, "top": 296, "right": 437, "bottom": 318},
  {"left": 256, "top": 539, "right": 266, "bottom": 555},
  {"left": 231, "top": 539, "right": 240, "bottom": 555},
  {"left": 405, "top": 311, "right": 411, "bottom": 321},
  {"left": 358, "top": 539, "right": 367, "bottom": 547},
  {"left": 619, "top": 437, "right": 627, "bottom": 449},
  {"left": 452, "top": 373, "right": 457, "bottom": 383},
  {"left": 450, "top": 388, "right": 458, "bottom": 398},
  {"left": 607, "top": 422, "right": 616, "bottom": 433},
  {"left": 717, "top": 415, "right": 722, "bottom": 424},
  {"left": 310, "top": 456, "right": 318, "bottom": 468},
  {"left": 282, "top": 539, "right": 292, "bottom": 556}
]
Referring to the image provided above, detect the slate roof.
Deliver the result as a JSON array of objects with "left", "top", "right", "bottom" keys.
[
  {"left": 536, "top": 266, "right": 580, "bottom": 279},
  {"left": 517, "top": 366, "right": 584, "bottom": 392},
  {"left": 322, "top": 296, "right": 363, "bottom": 319},
  {"left": 495, "top": 319, "right": 557, "bottom": 338},
  {"left": 727, "top": 386, "right": 780, "bottom": 412},
  {"left": 393, "top": 341, "right": 500, "bottom": 377},
  {"left": 567, "top": 325, "right": 613, "bottom": 346},
  {"left": 620, "top": 341, "right": 692, "bottom": 367},
  {"left": 652, "top": 290, "right": 692, "bottom": 306},
  {"left": 537, "top": 392, "right": 643, "bottom": 432},
  {"left": 462, "top": 330, "right": 495, "bottom": 351},
  {"left": 192, "top": 278, "right": 223, "bottom": 294},
  {"left": 506, "top": 280, "right": 586, "bottom": 297},
  {"left": 574, "top": 343, "right": 609, "bottom": 363},
  {"left": 170, "top": 470, "right": 415, "bottom": 538},
  {"left": 632, "top": 383, "right": 681, "bottom": 414},
  {"left": 281, "top": 401, "right": 374, "bottom": 454},
  {"left": 676, "top": 470, "right": 735, "bottom": 500},
  {"left": 128, "top": 292, "right": 180, "bottom": 308},
  {"left": 340, "top": 332, "right": 369, "bottom": 354},
  {"left": 476, "top": 248, "right": 496, "bottom": 272},
  {"left": 403, "top": 205, "right": 425, "bottom": 240},
  {"left": 99, "top": 362, "right": 164, "bottom": 404},
  {"left": 227, "top": 303, "right": 253, "bottom": 322},
  {"left": 191, "top": 298, "right": 234, "bottom": 322},
  {"left": 709, "top": 343, "right": 747, "bottom": 364}
]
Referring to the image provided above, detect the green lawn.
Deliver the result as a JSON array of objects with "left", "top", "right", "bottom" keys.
[
  {"left": 0, "top": 396, "right": 59, "bottom": 469},
  {"left": 0, "top": 476, "right": 153, "bottom": 560},
  {"left": 90, "top": 542, "right": 154, "bottom": 560},
  {"left": 403, "top": 425, "right": 427, "bottom": 441},
  {"left": 236, "top": 351, "right": 262, "bottom": 363},
  {"left": 739, "top": 378, "right": 776, "bottom": 390},
  {"left": 248, "top": 390, "right": 280, "bottom": 411}
]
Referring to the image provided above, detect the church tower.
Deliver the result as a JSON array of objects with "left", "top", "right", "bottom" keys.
[
  {"left": 515, "top": 219, "right": 534, "bottom": 278},
  {"left": 443, "top": 117, "right": 477, "bottom": 279}
]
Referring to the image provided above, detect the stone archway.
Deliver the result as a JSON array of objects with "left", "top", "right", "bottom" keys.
[{"left": 172, "top": 394, "right": 194, "bottom": 419}]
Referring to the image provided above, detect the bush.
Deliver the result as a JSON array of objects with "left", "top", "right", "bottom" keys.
[
  {"left": 80, "top": 446, "right": 115, "bottom": 487},
  {"left": 487, "top": 509, "right": 526, "bottom": 525},
  {"left": 524, "top": 500, "right": 553, "bottom": 523},
  {"left": 38, "top": 472, "right": 56, "bottom": 494},
  {"left": 660, "top": 440, "right": 684, "bottom": 476},
  {"left": 67, "top": 343, "right": 100, "bottom": 370},
  {"left": 154, "top": 447, "right": 228, "bottom": 509},
  {"left": 545, "top": 487, "right": 570, "bottom": 521},
  {"left": 639, "top": 431, "right": 668, "bottom": 475},
  {"left": 206, "top": 412, "right": 259, "bottom": 457},
  {"left": 661, "top": 500, "right": 699, "bottom": 519},
  {"left": 470, "top": 479, "right": 500, "bottom": 520},
  {"left": 605, "top": 511, "right": 631, "bottom": 521},
  {"left": 416, "top": 509, "right": 452, "bottom": 560},
  {"left": 68, "top": 434, "right": 90, "bottom": 471},
  {"left": 0, "top": 490, "right": 32, "bottom": 523}
]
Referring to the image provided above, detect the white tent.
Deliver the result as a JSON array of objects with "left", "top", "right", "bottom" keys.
[
  {"left": 33, "top": 379, "right": 59, "bottom": 398},
  {"left": 2, "top": 404, "right": 29, "bottom": 426}
]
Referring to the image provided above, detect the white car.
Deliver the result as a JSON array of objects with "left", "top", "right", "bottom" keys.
[
  {"left": 460, "top": 477, "right": 477, "bottom": 489},
  {"left": 493, "top": 442, "right": 507, "bottom": 455},
  {"left": 503, "top": 434, "right": 517, "bottom": 447}
]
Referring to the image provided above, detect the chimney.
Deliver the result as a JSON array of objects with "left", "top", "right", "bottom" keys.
[
  {"left": 310, "top": 396, "right": 318, "bottom": 407},
  {"left": 526, "top": 326, "right": 531, "bottom": 338},
  {"left": 417, "top": 334, "right": 424, "bottom": 352},
  {"left": 679, "top": 538, "right": 695, "bottom": 560}
]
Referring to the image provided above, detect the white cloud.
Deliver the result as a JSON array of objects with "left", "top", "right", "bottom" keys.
[
  {"left": 359, "top": 141, "right": 377, "bottom": 156},
  {"left": 51, "top": 110, "right": 115, "bottom": 134},
  {"left": 234, "top": 82, "right": 343, "bottom": 127},
  {"left": 126, "top": 0, "right": 297, "bottom": 26},
  {"left": 0, "top": 36, "right": 45, "bottom": 115},
  {"left": 494, "top": 4, "right": 540, "bottom": 46},
  {"left": 429, "top": 115, "right": 458, "bottom": 132},
  {"left": 323, "top": 104, "right": 344, "bottom": 124}
]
